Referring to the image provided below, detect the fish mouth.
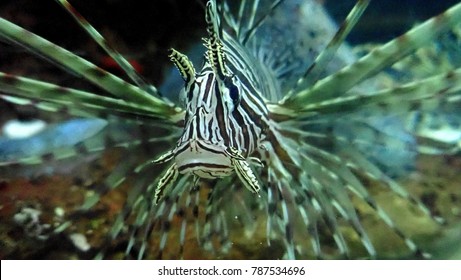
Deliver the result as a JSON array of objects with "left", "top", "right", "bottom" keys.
[{"left": 174, "top": 139, "right": 233, "bottom": 178}]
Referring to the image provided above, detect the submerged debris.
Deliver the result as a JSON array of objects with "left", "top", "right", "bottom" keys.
[
  {"left": 69, "top": 233, "right": 91, "bottom": 252},
  {"left": 13, "top": 207, "right": 51, "bottom": 241}
]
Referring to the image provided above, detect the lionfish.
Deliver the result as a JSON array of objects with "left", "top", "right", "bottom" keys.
[{"left": 0, "top": 0, "right": 460, "bottom": 259}]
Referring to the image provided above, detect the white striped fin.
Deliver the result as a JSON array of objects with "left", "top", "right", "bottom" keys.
[
  {"left": 286, "top": 0, "right": 370, "bottom": 98},
  {"left": 0, "top": 17, "right": 176, "bottom": 111},
  {"left": 0, "top": 71, "right": 175, "bottom": 121},
  {"left": 291, "top": 67, "right": 461, "bottom": 116},
  {"left": 55, "top": 0, "right": 161, "bottom": 99},
  {"left": 284, "top": 2, "right": 461, "bottom": 106}
]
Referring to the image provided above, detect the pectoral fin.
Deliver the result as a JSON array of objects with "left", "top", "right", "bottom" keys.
[
  {"left": 154, "top": 163, "right": 179, "bottom": 204},
  {"left": 226, "top": 147, "right": 261, "bottom": 194}
]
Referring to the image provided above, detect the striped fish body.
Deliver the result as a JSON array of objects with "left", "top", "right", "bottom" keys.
[
  {"left": 150, "top": 2, "right": 278, "bottom": 196},
  {"left": 172, "top": 59, "right": 269, "bottom": 179}
]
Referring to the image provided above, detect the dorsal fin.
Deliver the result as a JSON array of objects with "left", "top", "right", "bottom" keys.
[
  {"left": 168, "top": 48, "right": 196, "bottom": 84},
  {"left": 204, "top": 1, "right": 228, "bottom": 79}
]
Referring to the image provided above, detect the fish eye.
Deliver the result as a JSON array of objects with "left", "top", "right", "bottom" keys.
[
  {"left": 229, "top": 84, "right": 240, "bottom": 105},
  {"left": 224, "top": 76, "right": 240, "bottom": 107}
]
